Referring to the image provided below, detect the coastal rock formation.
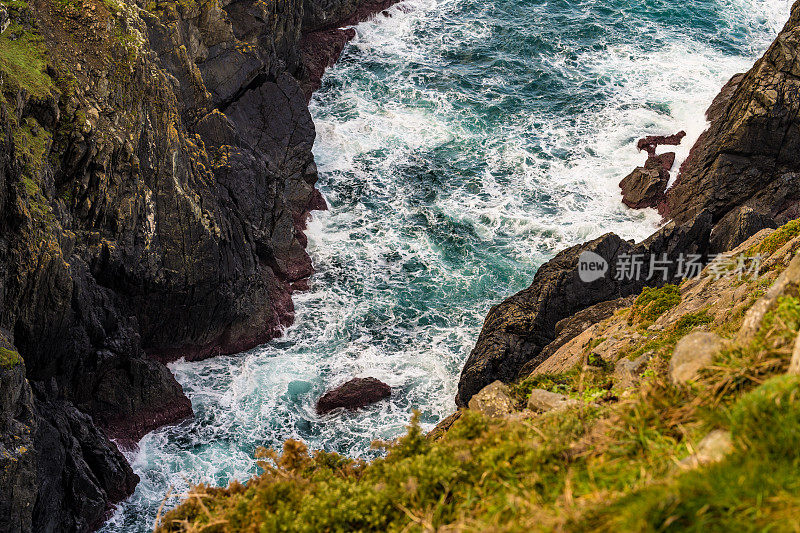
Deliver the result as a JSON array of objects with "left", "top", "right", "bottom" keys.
[
  {"left": 459, "top": 3, "right": 800, "bottom": 407},
  {"left": 708, "top": 206, "right": 776, "bottom": 254},
  {"left": 0, "top": 0, "right": 390, "bottom": 529},
  {"left": 620, "top": 139, "right": 679, "bottom": 209},
  {"left": 456, "top": 213, "right": 712, "bottom": 406},
  {"left": 665, "top": 3, "right": 800, "bottom": 225},
  {"left": 316, "top": 377, "right": 391, "bottom": 414}
]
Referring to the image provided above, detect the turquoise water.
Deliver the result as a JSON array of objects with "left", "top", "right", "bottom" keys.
[{"left": 104, "top": 0, "right": 790, "bottom": 529}]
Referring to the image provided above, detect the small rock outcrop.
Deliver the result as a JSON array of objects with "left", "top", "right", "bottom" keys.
[
  {"left": 620, "top": 135, "right": 682, "bottom": 209},
  {"left": 670, "top": 332, "right": 726, "bottom": 384},
  {"left": 526, "top": 389, "right": 579, "bottom": 413},
  {"left": 316, "top": 377, "right": 391, "bottom": 414},
  {"left": 709, "top": 206, "right": 776, "bottom": 254},
  {"left": 467, "top": 381, "right": 516, "bottom": 418}
]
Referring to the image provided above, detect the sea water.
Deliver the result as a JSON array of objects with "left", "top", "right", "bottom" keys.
[{"left": 103, "top": 0, "right": 791, "bottom": 529}]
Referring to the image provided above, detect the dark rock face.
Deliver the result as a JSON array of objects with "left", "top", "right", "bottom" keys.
[
  {"left": 0, "top": 336, "right": 36, "bottom": 533},
  {"left": 709, "top": 206, "right": 776, "bottom": 254},
  {"left": 316, "top": 377, "right": 391, "bottom": 414},
  {"left": 665, "top": 3, "right": 800, "bottom": 225},
  {"left": 456, "top": 212, "right": 712, "bottom": 407},
  {"left": 516, "top": 296, "right": 635, "bottom": 379},
  {"left": 0, "top": 0, "right": 395, "bottom": 529}
]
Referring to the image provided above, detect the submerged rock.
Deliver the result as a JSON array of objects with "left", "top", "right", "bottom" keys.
[{"left": 316, "top": 378, "right": 391, "bottom": 414}]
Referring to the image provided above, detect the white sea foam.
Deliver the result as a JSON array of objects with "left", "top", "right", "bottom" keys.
[{"left": 103, "top": 1, "right": 793, "bottom": 530}]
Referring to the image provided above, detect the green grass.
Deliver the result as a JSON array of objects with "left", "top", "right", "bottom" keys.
[
  {"left": 751, "top": 219, "right": 800, "bottom": 257},
  {"left": 629, "top": 284, "right": 681, "bottom": 325},
  {"left": 0, "top": 347, "right": 21, "bottom": 368},
  {"left": 578, "top": 375, "right": 800, "bottom": 532},
  {"left": 0, "top": 25, "right": 53, "bottom": 97}
]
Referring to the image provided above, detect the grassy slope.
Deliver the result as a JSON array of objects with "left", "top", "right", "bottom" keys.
[{"left": 156, "top": 221, "right": 800, "bottom": 533}]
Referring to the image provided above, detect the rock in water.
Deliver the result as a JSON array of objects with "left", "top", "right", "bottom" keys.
[
  {"left": 619, "top": 151, "right": 676, "bottom": 209},
  {"left": 636, "top": 131, "right": 686, "bottom": 155},
  {"left": 316, "top": 378, "right": 391, "bottom": 414},
  {"left": 619, "top": 166, "right": 669, "bottom": 209}
]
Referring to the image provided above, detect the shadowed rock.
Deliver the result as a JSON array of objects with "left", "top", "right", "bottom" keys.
[
  {"left": 709, "top": 206, "right": 777, "bottom": 254},
  {"left": 316, "top": 378, "right": 391, "bottom": 414}
]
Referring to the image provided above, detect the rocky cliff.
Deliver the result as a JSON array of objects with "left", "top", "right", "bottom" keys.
[
  {"left": 0, "top": 0, "right": 389, "bottom": 530},
  {"left": 456, "top": 1, "right": 800, "bottom": 406}
]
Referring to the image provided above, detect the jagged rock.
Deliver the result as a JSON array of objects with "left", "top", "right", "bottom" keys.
[
  {"left": 316, "top": 377, "right": 391, "bottom": 414},
  {"left": 527, "top": 389, "right": 579, "bottom": 413},
  {"left": 665, "top": 4, "right": 800, "bottom": 225},
  {"left": 31, "top": 384, "right": 139, "bottom": 533},
  {"left": 457, "top": 212, "right": 713, "bottom": 407},
  {"left": 637, "top": 131, "right": 686, "bottom": 155},
  {"left": 0, "top": 337, "right": 36, "bottom": 533},
  {"left": 670, "top": 332, "right": 726, "bottom": 384},
  {"left": 680, "top": 429, "right": 733, "bottom": 469},
  {"left": 613, "top": 352, "right": 653, "bottom": 388},
  {"left": 709, "top": 206, "right": 776, "bottom": 254},
  {"left": 517, "top": 297, "right": 634, "bottom": 379},
  {"left": 467, "top": 381, "right": 516, "bottom": 418}
]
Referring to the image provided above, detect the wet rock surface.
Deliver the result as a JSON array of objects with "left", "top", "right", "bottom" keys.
[{"left": 316, "top": 377, "right": 392, "bottom": 414}]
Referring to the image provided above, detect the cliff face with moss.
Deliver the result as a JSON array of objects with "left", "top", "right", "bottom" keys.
[
  {"left": 156, "top": 2, "right": 800, "bottom": 531},
  {"left": 0, "top": 0, "right": 386, "bottom": 530}
]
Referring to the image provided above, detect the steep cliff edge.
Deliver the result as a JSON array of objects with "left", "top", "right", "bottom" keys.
[
  {"left": 456, "top": 2, "right": 800, "bottom": 406},
  {"left": 664, "top": 2, "right": 800, "bottom": 225},
  {"left": 0, "top": 0, "right": 387, "bottom": 529}
]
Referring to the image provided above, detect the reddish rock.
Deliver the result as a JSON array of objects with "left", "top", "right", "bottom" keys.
[
  {"left": 637, "top": 130, "right": 686, "bottom": 155},
  {"left": 316, "top": 377, "right": 391, "bottom": 414}
]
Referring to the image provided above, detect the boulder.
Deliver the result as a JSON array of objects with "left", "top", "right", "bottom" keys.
[
  {"left": 527, "top": 389, "right": 579, "bottom": 413},
  {"left": 680, "top": 429, "right": 733, "bottom": 469},
  {"left": 670, "top": 332, "right": 726, "bottom": 384},
  {"left": 619, "top": 166, "right": 669, "bottom": 209},
  {"left": 467, "top": 381, "right": 516, "bottom": 418},
  {"left": 316, "top": 378, "right": 391, "bottom": 415},
  {"left": 709, "top": 206, "right": 776, "bottom": 254}
]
